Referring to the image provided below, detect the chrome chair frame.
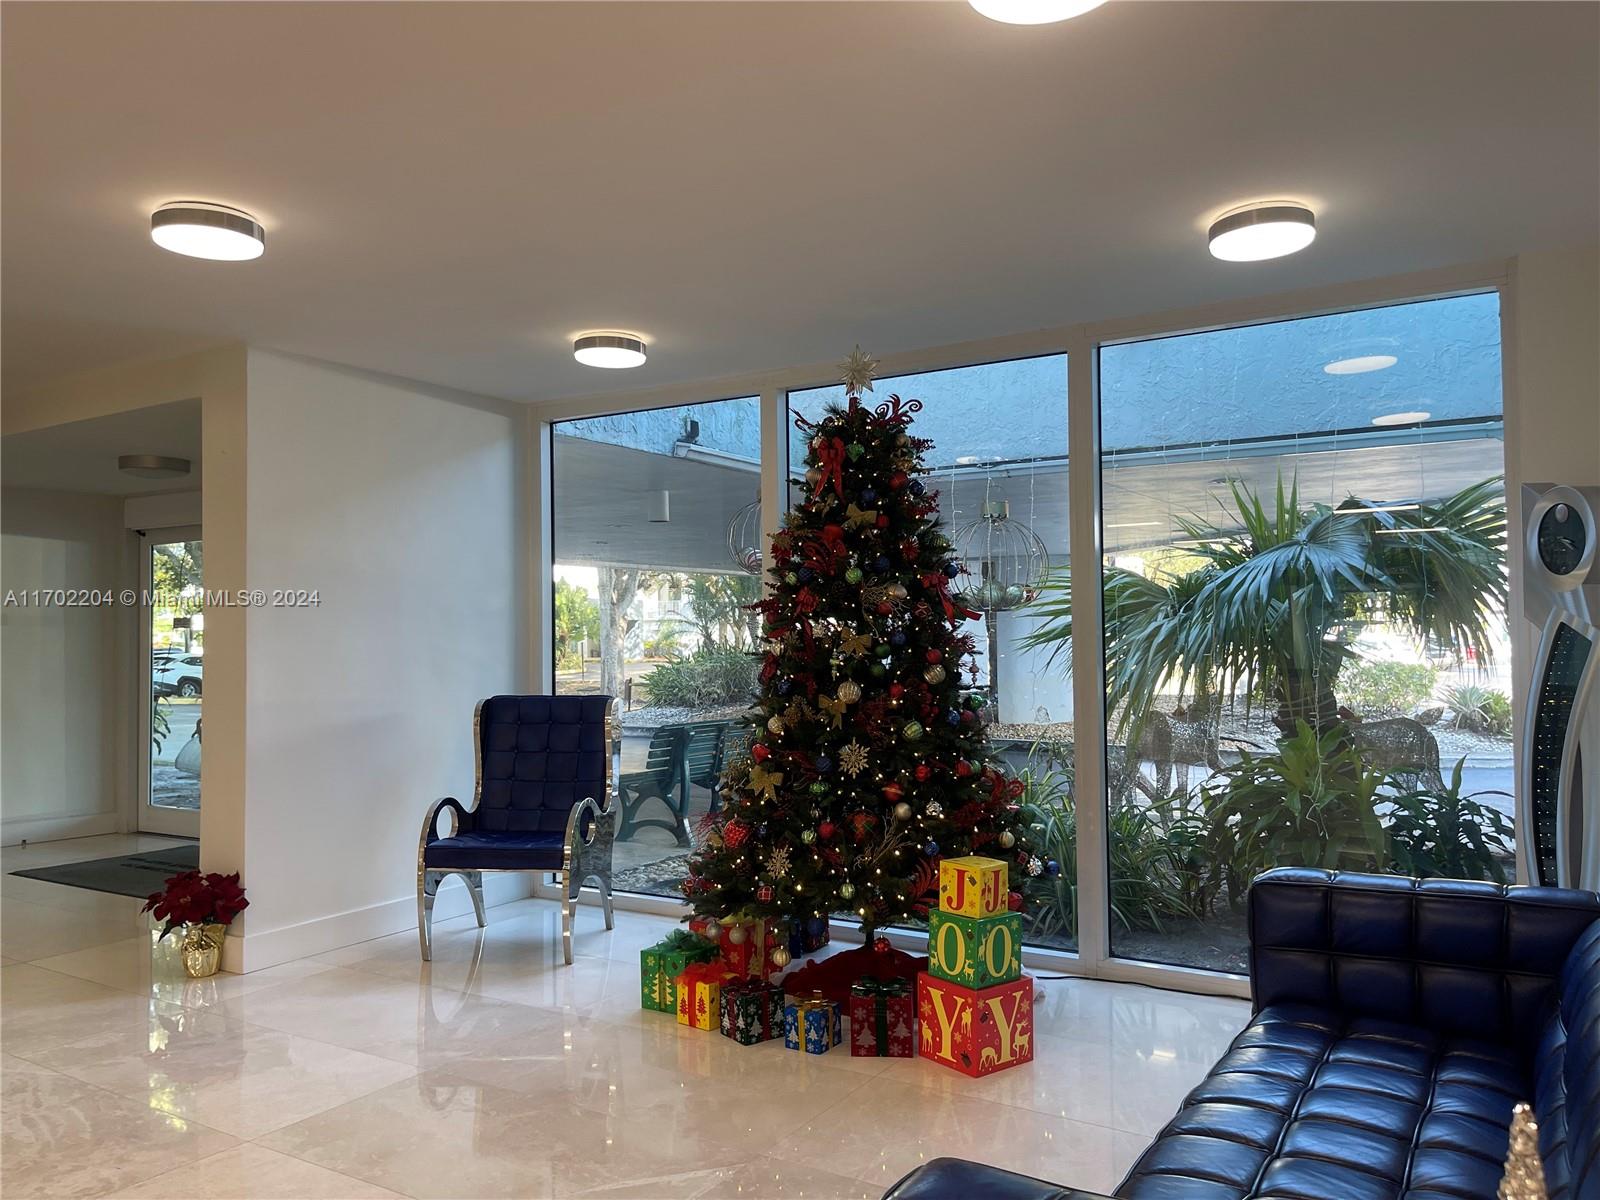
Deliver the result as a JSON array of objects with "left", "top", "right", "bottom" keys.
[{"left": 417, "top": 697, "right": 619, "bottom": 964}]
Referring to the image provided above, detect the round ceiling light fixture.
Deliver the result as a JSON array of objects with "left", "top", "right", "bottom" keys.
[
  {"left": 968, "top": 0, "right": 1106, "bottom": 23},
  {"left": 573, "top": 332, "right": 647, "bottom": 369},
  {"left": 150, "top": 202, "right": 265, "bottom": 261},
  {"left": 1324, "top": 354, "right": 1398, "bottom": 375},
  {"left": 1371, "top": 410, "right": 1432, "bottom": 427},
  {"left": 118, "top": 454, "right": 192, "bottom": 479},
  {"left": 1207, "top": 203, "right": 1316, "bottom": 262}
]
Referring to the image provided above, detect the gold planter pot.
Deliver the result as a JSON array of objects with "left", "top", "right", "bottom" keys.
[{"left": 179, "top": 923, "right": 226, "bottom": 978}]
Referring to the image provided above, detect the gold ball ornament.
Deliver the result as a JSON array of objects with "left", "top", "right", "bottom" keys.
[
  {"left": 767, "top": 715, "right": 785, "bottom": 735},
  {"left": 924, "top": 664, "right": 947, "bottom": 685},
  {"left": 894, "top": 801, "right": 913, "bottom": 821},
  {"left": 837, "top": 680, "right": 862, "bottom": 704},
  {"left": 839, "top": 882, "right": 856, "bottom": 900},
  {"left": 726, "top": 923, "right": 748, "bottom": 945},
  {"left": 771, "top": 946, "right": 792, "bottom": 969},
  {"left": 998, "top": 830, "right": 1016, "bottom": 849}
]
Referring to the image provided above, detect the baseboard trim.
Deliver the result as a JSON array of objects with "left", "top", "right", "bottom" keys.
[
  {"left": 221, "top": 872, "right": 534, "bottom": 973},
  {"left": 1, "top": 812, "right": 120, "bottom": 847}
]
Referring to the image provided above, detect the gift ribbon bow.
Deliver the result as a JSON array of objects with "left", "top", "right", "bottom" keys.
[
  {"left": 844, "top": 503, "right": 878, "bottom": 530},
  {"left": 656, "top": 928, "right": 715, "bottom": 955},
  {"left": 815, "top": 437, "right": 847, "bottom": 497},
  {"left": 818, "top": 694, "right": 848, "bottom": 728}
]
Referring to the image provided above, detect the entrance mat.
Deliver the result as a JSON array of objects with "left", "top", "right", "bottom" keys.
[{"left": 11, "top": 844, "right": 200, "bottom": 900}]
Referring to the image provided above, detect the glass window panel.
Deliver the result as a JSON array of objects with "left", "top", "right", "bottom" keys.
[
  {"left": 1091, "top": 292, "right": 1509, "bottom": 973},
  {"left": 553, "top": 396, "right": 762, "bottom": 898},
  {"left": 790, "top": 354, "right": 1072, "bottom": 950}
]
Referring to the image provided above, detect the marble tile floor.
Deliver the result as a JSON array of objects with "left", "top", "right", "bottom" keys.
[{"left": 1, "top": 835, "right": 1250, "bottom": 1199}]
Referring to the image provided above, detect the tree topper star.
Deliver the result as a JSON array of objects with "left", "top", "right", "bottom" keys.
[{"left": 840, "top": 345, "right": 878, "bottom": 400}]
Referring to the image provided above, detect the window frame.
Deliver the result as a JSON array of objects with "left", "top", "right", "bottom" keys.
[{"left": 531, "top": 256, "right": 1517, "bottom": 1000}]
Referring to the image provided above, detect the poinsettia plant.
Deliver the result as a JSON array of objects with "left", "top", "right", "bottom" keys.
[{"left": 143, "top": 870, "right": 249, "bottom": 939}]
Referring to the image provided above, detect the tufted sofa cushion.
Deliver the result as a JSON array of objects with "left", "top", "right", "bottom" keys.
[
  {"left": 473, "top": 695, "right": 611, "bottom": 835},
  {"left": 1532, "top": 918, "right": 1600, "bottom": 1200}
]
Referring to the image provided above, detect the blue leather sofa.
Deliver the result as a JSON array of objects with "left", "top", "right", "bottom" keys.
[
  {"left": 417, "top": 695, "right": 618, "bottom": 965},
  {"left": 884, "top": 869, "right": 1600, "bottom": 1200}
]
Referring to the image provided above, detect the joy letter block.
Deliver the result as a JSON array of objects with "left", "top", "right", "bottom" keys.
[
  {"left": 916, "top": 972, "right": 1033, "bottom": 1078},
  {"left": 938, "top": 855, "right": 1008, "bottom": 919},
  {"left": 927, "top": 907, "right": 1022, "bottom": 989}
]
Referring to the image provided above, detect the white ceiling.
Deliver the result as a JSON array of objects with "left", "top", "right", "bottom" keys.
[
  {"left": 3, "top": 2, "right": 1595, "bottom": 404},
  {"left": 1, "top": 398, "right": 201, "bottom": 495}
]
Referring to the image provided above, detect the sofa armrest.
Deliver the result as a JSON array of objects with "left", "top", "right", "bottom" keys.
[
  {"left": 881, "top": 1158, "right": 1111, "bottom": 1200},
  {"left": 1248, "top": 867, "right": 1600, "bottom": 1045}
]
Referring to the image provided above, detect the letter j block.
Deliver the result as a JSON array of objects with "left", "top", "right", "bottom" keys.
[{"left": 938, "top": 855, "right": 1008, "bottom": 918}]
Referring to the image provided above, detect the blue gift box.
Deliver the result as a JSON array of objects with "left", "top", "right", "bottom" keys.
[
  {"left": 787, "top": 916, "right": 830, "bottom": 958},
  {"left": 783, "top": 994, "right": 843, "bottom": 1054}
]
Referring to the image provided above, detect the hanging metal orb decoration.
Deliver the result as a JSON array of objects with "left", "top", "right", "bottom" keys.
[
  {"left": 951, "top": 499, "right": 1050, "bottom": 612},
  {"left": 727, "top": 497, "right": 763, "bottom": 575}
]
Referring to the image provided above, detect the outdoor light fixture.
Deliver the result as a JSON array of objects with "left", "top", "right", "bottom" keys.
[
  {"left": 1371, "top": 411, "right": 1432, "bottom": 427},
  {"left": 150, "top": 202, "right": 265, "bottom": 261},
  {"left": 1325, "top": 354, "right": 1398, "bottom": 375},
  {"left": 1207, "top": 203, "right": 1317, "bottom": 262},
  {"left": 118, "top": 454, "right": 191, "bottom": 479},
  {"left": 968, "top": 0, "right": 1106, "bottom": 23},
  {"left": 574, "top": 333, "right": 647, "bottom": 369}
]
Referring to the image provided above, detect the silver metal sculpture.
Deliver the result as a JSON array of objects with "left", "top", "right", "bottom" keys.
[
  {"left": 951, "top": 499, "right": 1049, "bottom": 613},
  {"left": 727, "top": 496, "right": 762, "bottom": 575}
]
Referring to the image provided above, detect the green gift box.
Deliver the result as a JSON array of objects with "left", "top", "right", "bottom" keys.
[
  {"left": 927, "top": 907, "right": 1022, "bottom": 989},
  {"left": 640, "top": 929, "right": 719, "bottom": 1012}
]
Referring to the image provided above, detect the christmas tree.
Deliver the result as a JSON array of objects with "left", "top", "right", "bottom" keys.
[{"left": 685, "top": 348, "right": 1050, "bottom": 962}]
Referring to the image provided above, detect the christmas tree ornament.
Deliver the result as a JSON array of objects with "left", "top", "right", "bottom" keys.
[
  {"left": 815, "top": 755, "right": 834, "bottom": 773},
  {"left": 890, "top": 630, "right": 907, "bottom": 646},
  {"left": 914, "top": 763, "right": 933, "bottom": 782},
  {"left": 836, "top": 681, "right": 862, "bottom": 705},
  {"left": 845, "top": 566, "right": 864, "bottom": 584},
  {"left": 758, "top": 885, "right": 774, "bottom": 902},
  {"left": 893, "top": 801, "right": 914, "bottom": 821},
  {"left": 767, "top": 715, "right": 786, "bottom": 735},
  {"left": 785, "top": 571, "right": 799, "bottom": 586},
  {"left": 873, "top": 936, "right": 892, "bottom": 953},
  {"left": 926, "top": 650, "right": 942, "bottom": 663},
  {"left": 818, "top": 820, "right": 836, "bottom": 840},
  {"left": 1045, "top": 860, "right": 1060, "bottom": 875},
  {"left": 752, "top": 743, "right": 770, "bottom": 762},
  {"left": 955, "top": 760, "right": 974, "bottom": 777},
  {"left": 848, "top": 442, "right": 865, "bottom": 461},
  {"left": 882, "top": 781, "right": 904, "bottom": 803},
  {"left": 839, "top": 881, "right": 856, "bottom": 900},
  {"left": 1008, "top": 890, "right": 1024, "bottom": 911},
  {"left": 766, "top": 847, "right": 793, "bottom": 878},
  {"left": 839, "top": 742, "right": 870, "bottom": 776},
  {"left": 902, "top": 720, "right": 925, "bottom": 741},
  {"left": 924, "top": 664, "right": 947, "bottom": 685},
  {"left": 927, "top": 801, "right": 945, "bottom": 818},
  {"left": 771, "top": 945, "right": 792, "bottom": 969},
  {"left": 809, "top": 780, "right": 829, "bottom": 796},
  {"left": 925, "top": 840, "right": 940, "bottom": 856},
  {"left": 801, "top": 829, "right": 817, "bottom": 845},
  {"left": 726, "top": 923, "right": 749, "bottom": 945},
  {"left": 870, "top": 663, "right": 887, "bottom": 678},
  {"left": 998, "top": 830, "right": 1016, "bottom": 848}
]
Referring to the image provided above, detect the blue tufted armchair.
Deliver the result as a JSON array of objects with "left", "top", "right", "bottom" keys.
[{"left": 417, "top": 695, "right": 619, "bottom": 965}]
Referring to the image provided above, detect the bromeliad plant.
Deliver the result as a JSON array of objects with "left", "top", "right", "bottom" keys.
[
  {"left": 1023, "top": 474, "right": 1507, "bottom": 738},
  {"left": 1386, "top": 757, "right": 1515, "bottom": 882},
  {"left": 143, "top": 870, "right": 249, "bottom": 939}
]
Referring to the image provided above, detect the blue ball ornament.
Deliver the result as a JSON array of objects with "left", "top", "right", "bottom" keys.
[
  {"left": 860, "top": 487, "right": 878, "bottom": 504},
  {"left": 1046, "top": 860, "right": 1061, "bottom": 876},
  {"left": 874, "top": 556, "right": 891, "bottom": 573},
  {"left": 925, "top": 840, "right": 940, "bottom": 856},
  {"left": 909, "top": 480, "right": 925, "bottom": 496},
  {"left": 777, "top": 679, "right": 794, "bottom": 696},
  {"left": 943, "top": 562, "right": 960, "bottom": 578},
  {"left": 890, "top": 630, "right": 907, "bottom": 647},
  {"left": 946, "top": 709, "right": 962, "bottom": 725},
  {"left": 798, "top": 567, "right": 814, "bottom": 583},
  {"left": 815, "top": 756, "right": 833, "bottom": 774}
]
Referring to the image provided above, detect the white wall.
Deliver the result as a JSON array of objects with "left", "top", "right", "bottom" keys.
[
  {"left": 1, "top": 487, "right": 132, "bottom": 843},
  {"left": 235, "top": 351, "right": 527, "bottom": 967}
]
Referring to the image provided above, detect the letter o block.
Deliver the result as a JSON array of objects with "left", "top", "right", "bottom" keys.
[{"left": 928, "top": 908, "right": 1022, "bottom": 989}]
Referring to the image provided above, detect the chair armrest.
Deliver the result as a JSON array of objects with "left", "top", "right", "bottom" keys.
[
  {"left": 419, "top": 796, "right": 472, "bottom": 847},
  {"left": 565, "top": 795, "right": 606, "bottom": 849},
  {"left": 1248, "top": 867, "right": 1600, "bottom": 1043},
  {"left": 881, "top": 1158, "right": 1108, "bottom": 1200}
]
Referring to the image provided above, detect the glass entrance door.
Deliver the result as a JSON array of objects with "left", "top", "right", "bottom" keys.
[{"left": 140, "top": 528, "right": 202, "bottom": 837}]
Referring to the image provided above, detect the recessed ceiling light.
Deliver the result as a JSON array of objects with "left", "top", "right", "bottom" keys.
[
  {"left": 1207, "top": 203, "right": 1316, "bottom": 262},
  {"left": 118, "top": 454, "right": 191, "bottom": 479},
  {"left": 150, "top": 202, "right": 264, "bottom": 261},
  {"left": 574, "top": 333, "right": 647, "bottom": 369},
  {"left": 1371, "top": 411, "right": 1431, "bottom": 427},
  {"left": 1324, "top": 354, "right": 1398, "bottom": 375},
  {"left": 968, "top": 0, "right": 1106, "bottom": 23}
]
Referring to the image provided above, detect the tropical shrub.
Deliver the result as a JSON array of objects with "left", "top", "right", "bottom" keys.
[
  {"left": 1200, "top": 722, "right": 1389, "bottom": 907},
  {"left": 1441, "top": 683, "right": 1513, "bottom": 736},
  {"left": 1339, "top": 660, "right": 1439, "bottom": 719},
  {"left": 1385, "top": 757, "right": 1514, "bottom": 882},
  {"left": 641, "top": 646, "right": 757, "bottom": 708},
  {"left": 642, "top": 628, "right": 683, "bottom": 659}
]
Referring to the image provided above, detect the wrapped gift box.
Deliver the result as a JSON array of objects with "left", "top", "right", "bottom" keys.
[
  {"left": 916, "top": 972, "right": 1033, "bottom": 1078},
  {"left": 787, "top": 915, "right": 831, "bottom": 958},
  {"left": 783, "top": 992, "right": 843, "bottom": 1054},
  {"left": 719, "top": 979, "right": 786, "bottom": 1045},
  {"left": 938, "top": 855, "right": 1009, "bottom": 919},
  {"left": 640, "top": 929, "right": 719, "bottom": 1012},
  {"left": 848, "top": 977, "right": 915, "bottom": 1057},
  {"left": 927, "top": 908, "right": 1022, "bottom": 990},
  {"left": 676, "top": 961, "right": 737, "bottom": 1031},
  {"left": 711, "top": 917, "right": 789, "bottom": 980}
]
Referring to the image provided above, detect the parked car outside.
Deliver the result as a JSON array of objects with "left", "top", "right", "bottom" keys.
[{"left": 153, "top": 652, "right": 203, "bottom": 697}]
